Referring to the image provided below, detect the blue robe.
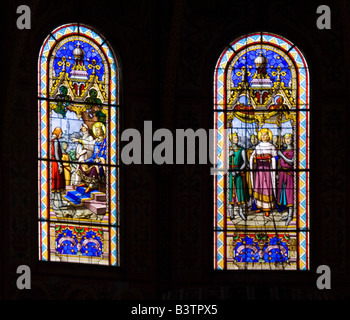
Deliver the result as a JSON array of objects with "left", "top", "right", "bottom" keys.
[{"left": 85, "top": 138, "right": 107, "bottom": 179}]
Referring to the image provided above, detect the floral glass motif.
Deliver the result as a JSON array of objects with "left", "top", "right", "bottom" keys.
[
  {"left": 213, "top": 32, "right": 309, "bottom": 270},
  {"left": 38, "top": 23, "right": 120, "bottom": 265}
]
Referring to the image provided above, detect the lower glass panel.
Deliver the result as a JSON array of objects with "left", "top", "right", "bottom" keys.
[
  {"left": 39, "top": 222, "right": 119, "bottom": 266},
  {"left": 226, "top": 231, "right": 298, "bottom": 270},
  {"left": 214, "top": 230, "right": 309, "bottom": 270}
]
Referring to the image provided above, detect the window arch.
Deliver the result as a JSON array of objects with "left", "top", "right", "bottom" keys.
[
  {"left": 38, "top": 23, "right": 120, "bottom": 266},
  {"left": 213, "top": 32, "right": 309, "bottom": 270}
]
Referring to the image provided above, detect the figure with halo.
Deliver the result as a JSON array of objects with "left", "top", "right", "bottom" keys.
[{"left": 76, "top": 122, "right": 107, "bottom": 193}]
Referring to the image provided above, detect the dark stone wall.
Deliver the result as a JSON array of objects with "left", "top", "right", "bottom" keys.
[{"left": 1, "top": 0, "right": 349, "bottom": 300}]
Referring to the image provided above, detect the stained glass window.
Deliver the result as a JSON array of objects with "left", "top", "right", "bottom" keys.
[
  {"left": 38, "top": 23, "right": 120, "bottom": 265},
  {"left": 213, "top": 32, "right": 309, "bottom": 270}
]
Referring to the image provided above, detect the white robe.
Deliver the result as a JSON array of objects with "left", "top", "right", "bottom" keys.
[
  {"left": 249, "top": 142, "right": 277, "bottom": 210},
  {"left": 74, "top": 132, "right": 94, "bottom": 185},
  {"left": 76, "top": 132, "right": 94, "bottom": 162}
]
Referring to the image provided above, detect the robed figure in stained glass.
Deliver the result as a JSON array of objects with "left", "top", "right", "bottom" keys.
[
  {"left": 246, "top": 134, "right": 258, "bottom": 206},
  {"left": 76, "top": 122, "right": 107, "bottom": 193},
  {"left": 277, "top": 133, "right": 295, "bottom": 225},
  {"left": 228, "top": 133, "right": 248, "bottom": 220},
  {"left": 249, "top": 128, "right": 277, "bottom": 216},
  {"left": 71, "top": 123, "right": 94, "bottom": 185},
  {"left": 51, "top": 127, "right": 68, "bottom": 210}
]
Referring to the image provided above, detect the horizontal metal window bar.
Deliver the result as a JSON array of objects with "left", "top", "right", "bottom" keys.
[
  {"left": 224, "top": 168, "right": 310, "bottom": 172},
  {"left": 38, "top": 158, "right": 120, "bottom": 167},
  {"left": 38, "top": 217, "right": 120, "bottom": 228},
  {"left": 213, "top": 108, "right": 310, "bottom": 112},
  {"left": 38, "top": 96, "right": 120, "bottom": 108}
]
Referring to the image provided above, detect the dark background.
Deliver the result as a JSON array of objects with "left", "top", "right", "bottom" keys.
[{"left": 0, "top": 0, "right": 349, "bottom": 300}]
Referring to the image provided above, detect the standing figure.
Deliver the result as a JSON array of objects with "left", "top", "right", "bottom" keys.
[
  {"left": 280, "top": 135, "right": 287, "bottom": 152},
  {"left": 272, "top": 135, "right": 279, "bottom": 148},
  {"left": 246, "top": 134, "right": 258, "bottom": 206},
  {"left": 228, "top": 133, "right": 248, "bottom": 221},
  {"left": 272, "top": 134, "right": 280, "bottom": 167},
  {"left": 276, "top": 133, "right": 295, "bottom": 225},
  {"left": 61, "top": 141, "right": 71, "bottom": 186},
  {"left": 71, "top": 123, "right": 94, "bottom": 185},
  {"left": 51, "top": 127, "right": 66, "bottom": 210},
  {"left": 249, "top": 128, "right": 277, "bottom": 216},
  {"left": 76, "top": 122, "right": 107, "bottom": 193}
]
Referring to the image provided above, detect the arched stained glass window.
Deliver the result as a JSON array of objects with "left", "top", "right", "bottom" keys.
[
  {"left": 213, "top": 32, "right": 309, "bottom": 270},
  {"left": 38, "top": 23, "right": 120, "bottom": 266}
]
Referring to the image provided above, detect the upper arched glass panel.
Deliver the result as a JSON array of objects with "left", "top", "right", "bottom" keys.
[
  {"left": 213, "top": 32, "right": 309, "bottom": 270},
  {"left": 38, "top": 23, "right": 120, "bottom": 266}
]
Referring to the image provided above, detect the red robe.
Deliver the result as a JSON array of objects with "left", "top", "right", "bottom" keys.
[{"left": 51, "top": 138, "right": 65, "bottom": 192}]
